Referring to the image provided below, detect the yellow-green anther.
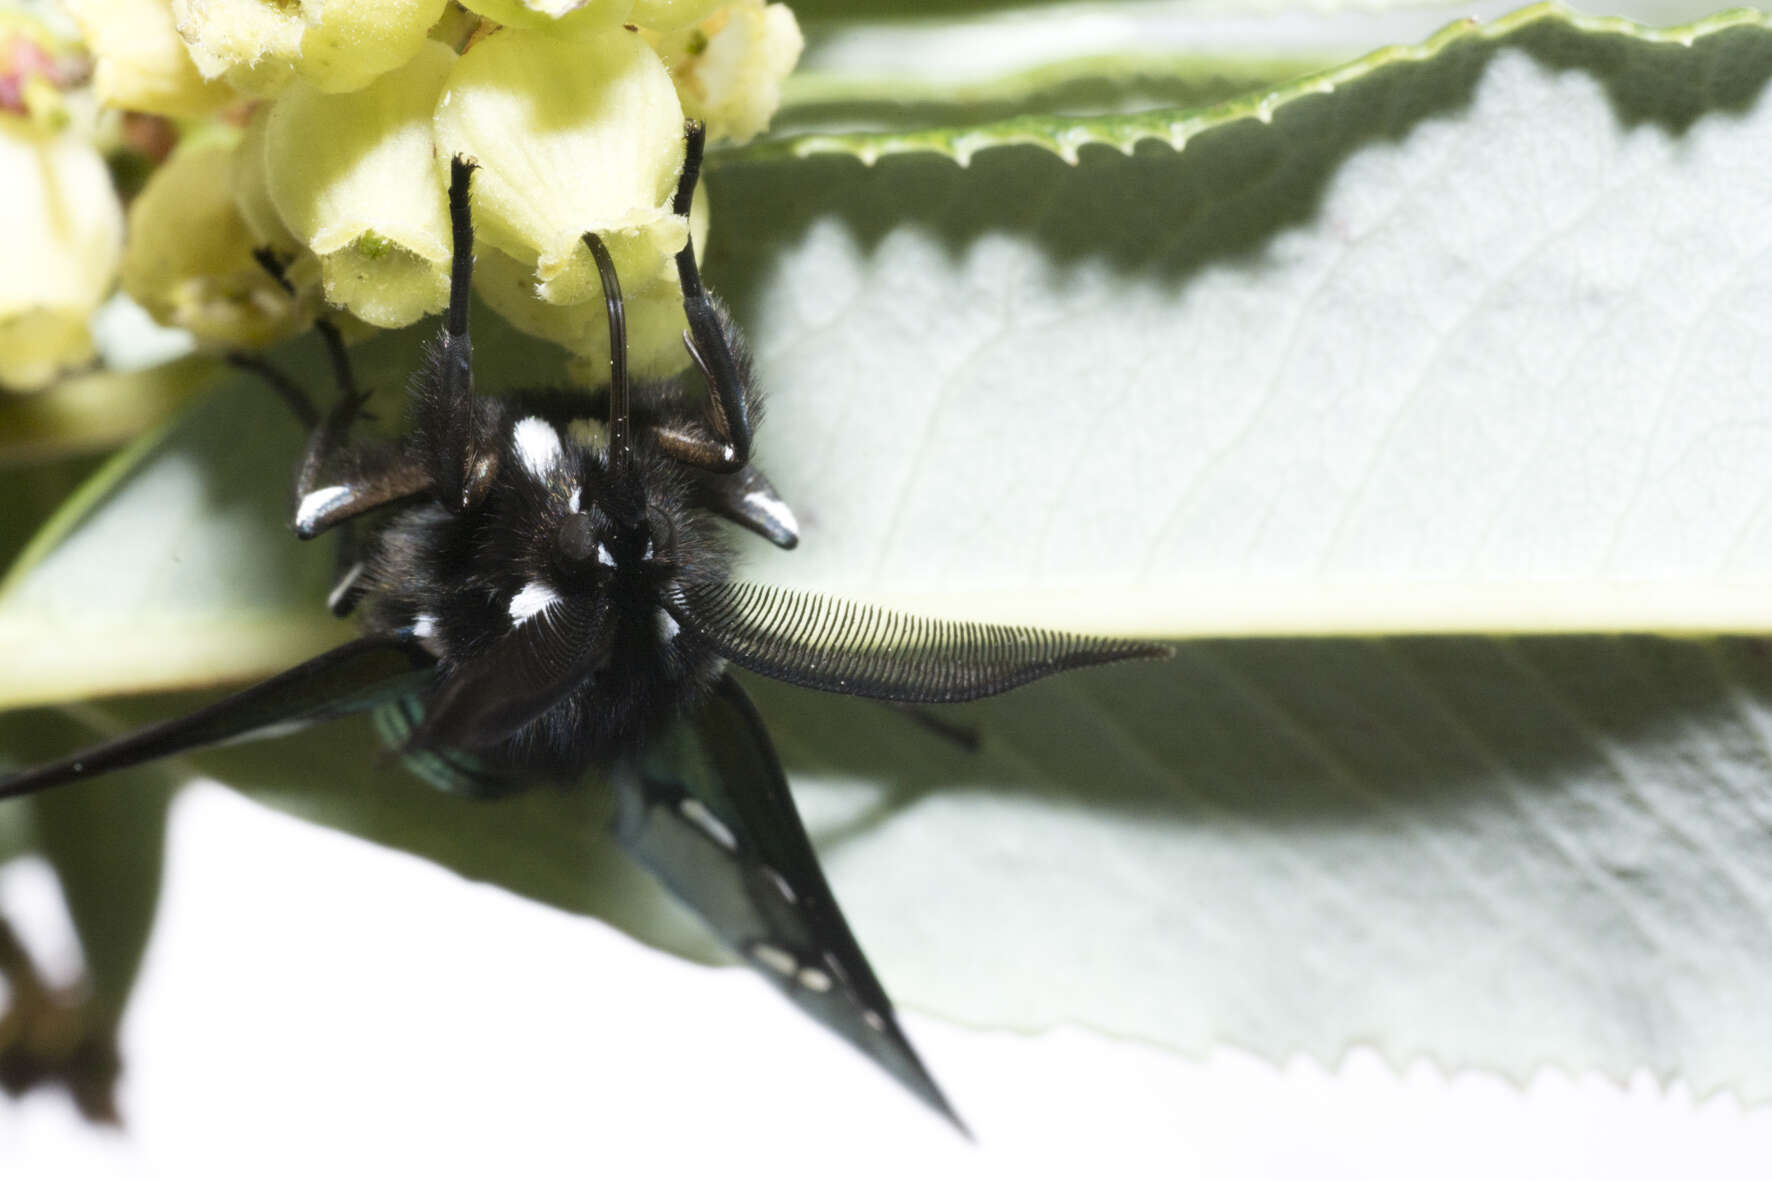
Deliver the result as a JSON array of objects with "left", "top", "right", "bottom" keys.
[
  {"left": 0, "top": 116, "right": 123, "bottom": 390},
  {"left": 649, "top": 1, "right": 800, "bottom": 145},
  {"left": 434, "top": 27, "right": 687, "bottom": 309},
  {"left": 64, "top": 0, "right": 234, "bottom": 117},
  {"left": 630, "top": 0, "right": 726, "bottom": 31},
  {"left": 172, "top": 0, "right": 449, "bottom": 97},
  {"left": 458, "top": 0, "right": 633, "bottom": 41},
  {"left": 122, "top": 131, "right": 307, "bottom": 347},
  {"left": 264, "top": 39, "right": 454, "bottom": 328}
]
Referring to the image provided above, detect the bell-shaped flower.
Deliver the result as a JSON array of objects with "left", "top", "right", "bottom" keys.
[
  {"left": 0, "top": 117, "right": 124, "bottom": 390},
  {"left": 649, "top": 1, "right": 801, "bottom": 145},
  {"left": 171, "top": 0, "right": 449, "bottom": 97},
  {"left": 63, "top": 0, "right": 233, "bottom": 117},
  {"left": 120, "top": 129, "right": 307, "bottom": 347},
  {"left": 474, "top": 181, "right": 708, "bottom": 379},
  {"left": 264, "top": 40, "right": 455, "bottom": 328},
  {"left": 434, "top": 26, "right": 687, "bottom": 309}
]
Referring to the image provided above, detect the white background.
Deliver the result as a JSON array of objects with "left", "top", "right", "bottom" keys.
[{"left": 3, "top": 785, "right": 1771, "bottom": 1180}]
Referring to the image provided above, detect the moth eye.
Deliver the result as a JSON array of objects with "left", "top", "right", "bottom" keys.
[{"left": 555, "top": 512, "right": 610, "bottom": 575}]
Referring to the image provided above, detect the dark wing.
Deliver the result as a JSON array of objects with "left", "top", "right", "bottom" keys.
[
  {"left": 612, "top": 673, "right": 965, "bottom": 1131},
  {"left": 0, "top": 637, "right": 434, "bottom": 801},
  {"left": 668, "top": 580, "right": 1169, "bottom": 703},
  {"left": 406, "top": 598, "right": 613, "bottom": 753}
]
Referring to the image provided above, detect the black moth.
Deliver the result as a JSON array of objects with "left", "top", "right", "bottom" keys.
[{"left": 0, "top": 121, "right": 1165, "bottom": 1128}]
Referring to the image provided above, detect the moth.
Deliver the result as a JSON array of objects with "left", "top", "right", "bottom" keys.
[{"left": 0, "top": 121, "right": 1166, "bottom": 1128}]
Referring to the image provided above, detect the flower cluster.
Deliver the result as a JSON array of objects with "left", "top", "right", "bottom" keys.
[{"left": 2, "top": 0, "right": 801, "bottom": 391}]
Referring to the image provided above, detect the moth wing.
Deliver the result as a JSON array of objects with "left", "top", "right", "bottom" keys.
[
  {"left": 612, "top": 673, "right": 964, "bottom": 1130},
  {"left": 0, "top": 637, "right": 434, "bottom": 801},
  {"left": 408, "top": 599, "right": 613, "bottom": 754}
]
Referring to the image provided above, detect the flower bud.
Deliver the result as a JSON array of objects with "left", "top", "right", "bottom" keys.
[
  {"left": 459, "top": 0, "right": 633, "bottom": 40},
  {"left": 121, "top": 128, "right": 307, "bottom": 347},
  {"left": 434, "top": 27, "right": 687, "bottom": 308},
  {"left": 264, "top": 40, "right": 454, "bottom": 328},
  {"left": 63, "top": 0, "right": 233, "bottom": 117},
  {"left": 648, "top": 1, "right": 800, "bottom": 145},
  {"left": 171, "top": 0, "right": 449, "bottom": 97},
  {"left": 0, "top": 116, "right": 123, "bottom": 390}
]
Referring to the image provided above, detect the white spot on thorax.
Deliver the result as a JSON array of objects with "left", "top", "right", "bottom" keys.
[
  {"left": 656, "top": 609, "right": 680, "bottom": 643},
  {"left": 508, "top": 580, "right": 561, "bottom": 623},
  {"left": 753, "top": 943, "right": 797, "bottom": 977},
  {"left": 512, "top": 417, "right": 563, "bottom": 480},
  {"left": 679, "top": 797, "right": 737, "bottom": 851},
  {"left": 596, "top": 542, "right": 615, "bottom": 568},
  {"left": 569, "top": 486, "right": 582, "bottom": 512},
  {"left": 410, "top": 613, "right": 438, "bottom": 639},
  {"left": 296, "top": 485, "right": 352, "bottom": 533}
]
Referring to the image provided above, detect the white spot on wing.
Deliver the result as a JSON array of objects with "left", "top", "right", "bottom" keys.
[
  {"left": 766, "top": 869, "right": 796, "bottom": 904},
  {"left": 508, "top": 580, "right": 561, "bottom": 623},
  {"left": 797, "top": 967, "right": 832, "bottom": 993},
  {"left": 742, "top": 489, "right": 799, "bottom": 538},
  {"left": 753, "top": 943, "right": 797, "bottom": 977},
  {"left": 296, "top": 485, "right": 352, "bottom": 533},
  {"left": 679, "top": 797, "right": 737, "bottom": 852},
  {"left": 863, "top": 1010, "right": 887, "bottom": 1032},
  {"left": 512, "top": 417, "right": 562, "bottom": 480}
]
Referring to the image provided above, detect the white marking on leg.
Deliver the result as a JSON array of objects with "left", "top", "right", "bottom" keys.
[
  {"left": 742, "top": 490, "right": 799, "bottom": 538},
  {"left": 508, "top": 580, "right": 561, "bottom": 623},
  {"left": 410, "top": 613, "right": 438, "bottom": 639},
  {"left": 753, "top": 943, "right": 797, "bottom": 977},
  {"left": 796, "top": 966, "right": 832, "bottom": 993},
  {"left": 656, "top": 609, "right": 680, "bottom": 643},
  {"left": 326, "top": 561, "right": 365, "bottom": 612},
  {"left": 296, "top": 485, "right": 352, "bottom": 534},
  {"left": 512, "top": 417, "right": 562, "bottom": 480},
  {"left": 679, "top": 797, "right": 737, "bottom": 852}
]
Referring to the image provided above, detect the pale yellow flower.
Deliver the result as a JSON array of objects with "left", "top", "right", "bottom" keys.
[
  {"left": 648, "top": 0, "right": 800, "bottom": 145},
  {"left": 434, "top": 26, "right": 687, "bottom": 308},
  {"left": 171, "top": 0, "right": 449, "bottom": 97},
  {"left": 64, "top": 0, "right": 233, "bottom": 117},
  {"left": 121, "top": 129, "right": 307, "bottom": 347},
  {"left": 264, "top": 40, "right": 455, "bottom": 328},
  {"left": 0, "top": 116, "right": 123, "bottom": 389}
]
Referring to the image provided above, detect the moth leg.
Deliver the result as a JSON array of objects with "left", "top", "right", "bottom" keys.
[
  {"left": 651, "top": 120, "right": 755, "bottom": 475},
  {"left": 411, "top": 156, "right": 502, "bottom": 514}
]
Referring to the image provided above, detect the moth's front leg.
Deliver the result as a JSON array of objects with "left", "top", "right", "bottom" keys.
[{"left": 653, "top": 120, "right": 756, "bottom": 476}]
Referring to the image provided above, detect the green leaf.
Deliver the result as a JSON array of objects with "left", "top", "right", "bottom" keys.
[{"left": 9, "top": 1, "right": 1772, "bottom": 1104}]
